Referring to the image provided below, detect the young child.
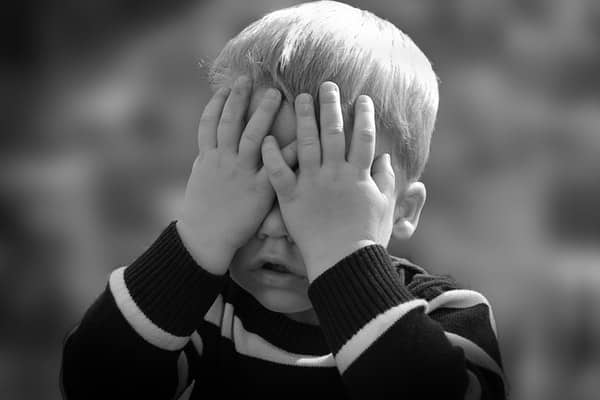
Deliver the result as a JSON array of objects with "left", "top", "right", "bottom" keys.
[{"left": 61, "top": 1, "right": 506, "bottom": 399}]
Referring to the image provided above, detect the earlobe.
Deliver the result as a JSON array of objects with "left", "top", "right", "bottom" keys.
[{"left": 392, "top": 182, "right": 426, "bottom": 240}]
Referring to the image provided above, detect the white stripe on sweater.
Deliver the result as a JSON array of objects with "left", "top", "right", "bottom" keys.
[
  {"left": 427, "top": 289, "right": 497, "bottom": 336},
  {"left": 204, "top": 295, "right": 223, "bottom": 327},
  {"left": 464, "top": 370, "right": 482, "bottom": 400},
  {"left": 232, "top": 315, "right": 335, "bottom": 367},
  {"left": 171, "top": 351, "right": 189, "bottom": 400},
  {"left": 190, "top": 331, "right": 203, "bottom": 356},
  {"left": 109, "top": 267, "right": 189, "bottom": 351},
  {"left": 175, "top": 381, "right": 195, "bottom": 400},
  {"left": 335, "top": 299, "right": 428, "bottom": 374},
  {"left": 201, "top": 300, "right": 334, "bottom": 367},
  {"left": 221, "top": 303, "right": 234, "bottom": 340}
]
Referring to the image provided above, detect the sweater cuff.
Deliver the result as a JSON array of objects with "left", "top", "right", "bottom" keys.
[
  {"left": 111, "top": 222, "right": 227, "bottom": 342},
  {"left": 308, "top": 244, "right": 416, "bottom": 353}
]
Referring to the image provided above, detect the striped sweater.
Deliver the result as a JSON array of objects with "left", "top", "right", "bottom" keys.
[{"left": 61, "top": 222, "right": 507, "bottom": 399}]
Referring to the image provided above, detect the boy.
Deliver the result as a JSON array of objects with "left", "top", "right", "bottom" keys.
[{"left": 61, "top": 1, "right": 506, "bottom": 399}]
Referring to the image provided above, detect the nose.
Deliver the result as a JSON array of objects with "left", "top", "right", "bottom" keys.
[{"left": 257, "top": 202, "right": 292, "bottom": 243}]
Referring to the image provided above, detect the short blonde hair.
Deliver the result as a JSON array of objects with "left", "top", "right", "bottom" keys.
[{"left": 209, "top": 0, "right": 439, "bottom": 180}]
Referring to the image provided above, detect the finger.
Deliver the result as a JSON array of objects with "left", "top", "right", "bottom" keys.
[
  {"left": 295, "top": 93, "right": 320, "bottom": 173},
  {"left": 348, "top": 95, "right": 376, "bottom": 173},
  {"left": 198, "top": 87, "right": 230, "bottom": 154},
  {"left": 372, "top": 153, "right": 395, "bottom": 197},
  {"left": 319, "top": 82, "right": 345, "bottom": 165},
  {"left": 238, "top": 88, "right": 282, "bottom": 170},
  {"left": 261, "top": 136, "right": 296, "bottom": 201},
  {"left": 258, "top": 140, "right": 298, "bottom": 185},
  {"left": 217, "top": 75, "right": 252, "bottom": 152},
  {"left": 257, "top": 140, "right": 297, "bottom": 187},
  {"left": 280, "top": 140, "right": 298, "bottom": 168}
]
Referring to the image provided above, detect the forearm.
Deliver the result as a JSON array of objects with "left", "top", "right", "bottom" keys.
[
  {"left": 61, "top": 222, "right": 227, "bottom": 399},
  {"left": 61, "top": 288, "right": 182, "bottom": 399},
  {"left": 111, "top": 221, "right": 227, "bottom": 342},
  {"left": 308, "top": 245, "right": 505, "bottom": 399}
]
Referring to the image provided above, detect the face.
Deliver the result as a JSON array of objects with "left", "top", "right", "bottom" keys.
[{"left": 228, "top": 86, "right": 398, "bottom": 325}]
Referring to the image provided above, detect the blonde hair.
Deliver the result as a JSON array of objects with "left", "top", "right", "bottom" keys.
[{"left": 209, "top": 0, "right": 439, "bottom": 180}]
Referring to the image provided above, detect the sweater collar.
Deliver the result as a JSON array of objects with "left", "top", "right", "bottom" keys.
[
  {"left": 224, "top": 256, "right": 423, "bottom": 356},
  {"left": 225, "top": 279, "right": 330, "bottom": 355}
]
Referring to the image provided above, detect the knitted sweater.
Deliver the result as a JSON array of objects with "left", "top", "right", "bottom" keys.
[{"left": 61, "top": 222, "right": 506, "bottom": 399}]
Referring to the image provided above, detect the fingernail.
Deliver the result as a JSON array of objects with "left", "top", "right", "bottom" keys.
[
  {"left": 297, "top": 93, "right": 312, "bottom": 104},
  {"left": 321, "top": 81, "right": 338, "bottom": 92},
  {"left": 235, "top": 75, "right": 250, "bottom": 87},
  {"left": 217, "top": 87, "right": 230, "bottom": 96},
  {"left": 266, "top": 88, "right": 280, "bottom": 99},
  {"left": 357, "top": 95, "right": 371, "bottom": 104}
]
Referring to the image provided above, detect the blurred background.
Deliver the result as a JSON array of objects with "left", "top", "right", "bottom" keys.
[{"left": 2, "top": 0, "right": 600, "bottom": 398}]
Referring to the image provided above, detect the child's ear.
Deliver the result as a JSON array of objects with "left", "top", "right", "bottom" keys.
[{"left": 392, "top": 182, "right": 426, "bottom": 240}]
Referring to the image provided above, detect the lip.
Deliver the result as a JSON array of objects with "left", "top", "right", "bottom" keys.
[
  {"left": 250, "top": 254, "right": 306, "bottom": 278},
  {"left": 252, "top": 267, "right": 307, "bottom": 288}
]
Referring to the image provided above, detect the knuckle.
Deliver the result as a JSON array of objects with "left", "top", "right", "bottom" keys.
[
  {"left": 199, "top": 114, "right": 218, "bottom": 126},
  {"left": 356, "top": 128, "right": 375, "bottom": 143},
  {"left": 242, "top": 131, "right": 262, "bottom": 146},
  {"left": 215, "top": 87, "right": 229, "bottom": 99},
  {"left": 269, "top": 167, "right": 285, "bottom": 178},
  {"left": 219, "top": 112, "right": 236, "bottom": 125},
  {"left": 326, "top": 125, "right": 344, "bottom": 136},
  {"left": 299, "top": 136, "right": 319, "bottom": 147}
]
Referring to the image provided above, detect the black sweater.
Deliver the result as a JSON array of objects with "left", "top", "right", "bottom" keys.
[{"left": 61, "top": 222, "right": 506, "bottom": 399}]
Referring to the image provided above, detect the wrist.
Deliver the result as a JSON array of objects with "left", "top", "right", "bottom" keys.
[
  {"left": 176, "top": 221, "right": 234, "bottom": 275},
  {"left": 303, "top": 239, "right": 377, "bottom": 283}
]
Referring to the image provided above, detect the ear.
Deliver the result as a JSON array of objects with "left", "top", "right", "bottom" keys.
[{"left": 392, "top": 181, "right": 426, "bottom": 240}]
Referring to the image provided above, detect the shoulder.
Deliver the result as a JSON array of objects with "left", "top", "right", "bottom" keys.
[
  {"left": 390, "top": 256, "right": 463, "bottom": 301},
  {"left": 391, "top": 255, "right": 498, "bottom": 321}
]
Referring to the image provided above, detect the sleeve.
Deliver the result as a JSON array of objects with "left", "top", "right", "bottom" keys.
[
  {"left": 60, "top": 222, "right": 227, "bottom": 400},
  {"left": 307, "top": 244, "right": 507, "bottom": 400}
]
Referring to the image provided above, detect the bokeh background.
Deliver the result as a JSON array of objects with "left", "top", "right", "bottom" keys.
[{"left": 2, "top": 0, "right": 600, "bottom": 398}]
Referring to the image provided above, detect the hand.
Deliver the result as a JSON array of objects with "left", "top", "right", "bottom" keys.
[
  {"left": 178, "top": 77, "right": 297, "bottom": 274},
  {"left": 261, "top": 82, "right": 396, "bottom": 282}
]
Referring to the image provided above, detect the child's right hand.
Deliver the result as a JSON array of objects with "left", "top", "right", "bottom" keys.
[{"left": 177, "top": 77, "right": 297, "bottom": 275}]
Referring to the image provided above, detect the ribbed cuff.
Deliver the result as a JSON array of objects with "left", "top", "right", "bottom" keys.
[
  {"left": 123, "top": 221, "right": 227, "bottom": 336},
  {"left": 308, "top": 244, "right": 415, "bottom": 353}
]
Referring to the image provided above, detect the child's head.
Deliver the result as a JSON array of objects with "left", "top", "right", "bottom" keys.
[
  {"left": 209, "top": 0, "right": 439, "bottom": 182},
  {"left": 213, "top": 1, "right": 438, "bottom": 323}
]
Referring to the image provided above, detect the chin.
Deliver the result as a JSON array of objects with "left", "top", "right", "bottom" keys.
[
  {"left": 253, "top": 288, "right": 313, "bottom": 314},
  {"left": 230, "top": 271, "right": 313, "bottom": 314}
]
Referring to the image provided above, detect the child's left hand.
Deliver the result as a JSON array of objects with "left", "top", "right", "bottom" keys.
[{"left": 262, "top": 82, "right": 396, "bottom": 282}]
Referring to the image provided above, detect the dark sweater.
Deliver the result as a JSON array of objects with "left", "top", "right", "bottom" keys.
[{"left": 61, "top": 222, "right": 506, "bottom": 399}]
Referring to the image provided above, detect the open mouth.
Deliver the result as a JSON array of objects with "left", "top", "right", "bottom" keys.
[
  {"left": 252, "top": 261, "right": 307, "bottom": 286},
  {"left": 261, "top": 263, "right": 292, "bottom": 274}
]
